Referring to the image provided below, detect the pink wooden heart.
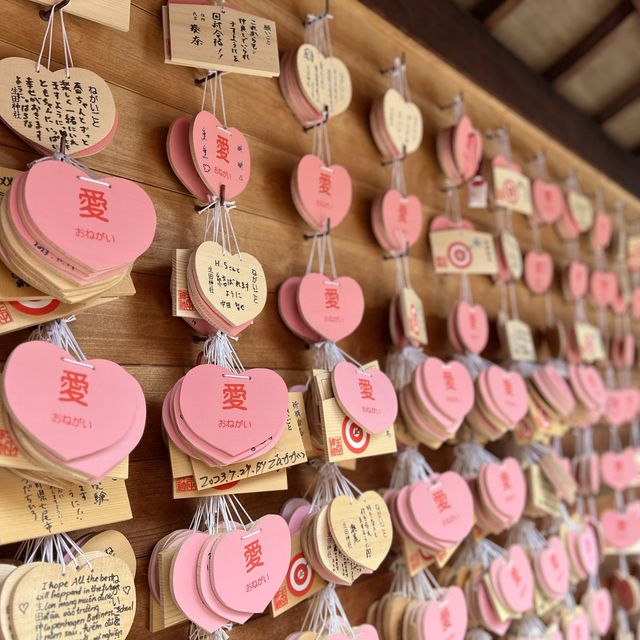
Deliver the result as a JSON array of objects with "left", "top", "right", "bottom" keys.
[
  {"left": 331, "top": 362, "right": 398, "bottom": 435},
  {"left": 566, "top": 261, "right": 588, "bottom": 301},
  {"left": 494, "top": 545, "right": 533, "bottom": 613},
  {"left": 210, "top": 515, "right": 291, "bottom": 613},
  {"left": 2, "top": 340, "right": 142, "bottom": 463},
  {"left": 277, "top": 276, "right": 322, "bottom": 343},
  {"left": 167, "top": 116, "right": 211, "bottom": 201},
  {"left": 419, "top": 586, "right": 467, "bottom": 640},
  {"left": 190, "top": 110, "right": 250, "bottom": 199},
  {"left": 429, "top": 215, "right": 475, "bottom": 232},
  {"left": 481, "top": 457, "right": 526, "bottom": 522},
  {"left": 536, "top": 535, "right": 569, "bottom": 599},
  {"left": 179, "top": 364, "right": 288, "bottom": 457},
  {"left": 353, "top": 625, "right": 379, "bottom": 640},
  {"left": 453, "top": 115, "right": 482, "bottom": 181},
  {"left": 294, "top": 155, "right": 352, "bottom": 231},
  {"left": 297, "top": 273, "right": 365, "bottom": 343},
  {"left": 604, "top": 390, "right": 627, "bottom": 426},
  {"left": 22, "top": 161, "right": 156, "bottom": 273},
  {"left": 484, "top": 366, "right": 528, "bottom": 425},
  {"left": 419, "top": 358, "right": 474, "bottom": 422},
  {"left": 532, "top": 179, "right": 565, "bottom": 223},
  {"left": 475, "top": 574, "right": 510, "bottom": 635},
  {"left": 576, "top": 525, "right": 599, "bottom": 575},
  {"left": 171, "top": 532, "right": 229, "bottom": 632},
  {"left": 524, "top": 251, "right": 553, "bottom": 295},
  {"left": 454, "top": 300, "right": 488, "bottom": 354},
  {"left": 590, "top": 211, "right": 612, "bottom": 251},
  {"left": 601, "top": 448, "right": 637, "bottom": 491},
  {"left": 590, "top": 270, "right": 618, "bottom": 306},
  {"left": 586, "top": 588, "right": 612, "bottom": 636},
  {"left": 379, "top": 190, "right": 423, "bottom": 251},
  {"left": 633, "top": 287, "right": 640, "bottom": 320},
  {"left": 407, "top": 473, "right": 474, "bottom": 545}
]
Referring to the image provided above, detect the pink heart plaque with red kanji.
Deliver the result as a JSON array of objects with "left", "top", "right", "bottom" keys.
[{"left": 380, "top": 190, "right": 423, "bottom": 251}]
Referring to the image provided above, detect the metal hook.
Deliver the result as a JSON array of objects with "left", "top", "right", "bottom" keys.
[
  {"left": 302, "top": 106, "right": 329, "bottom": 132},
  {"left": 436, "top": 91, "right": 464, "bottom": 111},
  {"left": 381, "top": 145, "right": 407, "bottom": 166},
  {"left": 303, "top": 218, "right": 331, "bottom": 240},
  {"left": 383, "top": 249, "right": 409, "bottom": 261},
  {"left": 303, "top": 0, "right": 330, "bottom": 25},
  {"left": 40, "top": 0, "right": 71, "bottom": 21},
  {"left": 58, "top": 130, "right": 67, "bottom": 156},
  {"left": 380, "top": 52, "right": 405, "bottom": 75},
  {"left": 195, "top": 69, "right": 222, "bottom": 86}
]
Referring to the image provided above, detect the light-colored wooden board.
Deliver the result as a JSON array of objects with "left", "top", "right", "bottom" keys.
[
  {"left": 603, "top": 96, "right": 640, "bottom": 149},
  {"left": 27, "top": 0, "right": 131, "bottom": 31}
]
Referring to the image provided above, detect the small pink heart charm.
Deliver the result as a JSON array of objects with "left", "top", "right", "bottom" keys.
[
  {"left": 190, "top": 110, "right": 251, "bottom": 199},
  {"left": 297, "top": 273, "right": 365, "bottom": 343},
  {"left": 331, "top": 362, "right": 398, "bottom": 435},
  {"left": 379, "top": 190, "right": 423, "bottom": 251},
  {"left": 294, "top": 155, "right": 352, "bottom": 231},
  {"left": 532, "top": 179, "right": 565, "bottom": 223},
  {"left": 210, "top": 515, "right": 291, "bottom": 613},
  {"left": 2, "top": 341, "right": 142, "bottom": 463},
  {"left": 22, "top": 161, "right": 156, "bottom": 273},
  {"left": 523, "top": 250, "right": 553, "bottom": 295}
]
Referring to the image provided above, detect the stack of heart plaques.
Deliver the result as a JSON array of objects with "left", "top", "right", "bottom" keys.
[
  {"left": 278, "top": 273, "right": 365, "bottom": 345},
  {"left": 0, "top": 162, "right": 156, "bottom": 303},
  {"left": 162, "top": 363, "right": 289, "bottom": 466},
  {"left": 279, "top": 43, "right": 352, "bottom": 126},
  {"left": 471, "top": 457, "right": 527, "bottom": 535},
  {"left": 300, "top": 491, "right": 393, "bottom": 586},
  {"left": 371, "top": 190, "right": 424, "bottom": 253},
  {"left": 370, "top": 88, "right": 423, "bottom": 161},
  {"left": 465, "top": 366, "right": 529, "bottom": 442},
  {"left": 436, "top": 115, "right": 483, "bottom": 185},
  {"left": 386, "top": 472, "right": 474, "bottom": 558},
  {"left": 1, "top": 340, "right": 146, "bottom": 484},
  {"left": 566, "top": 364, "right": 607, "bottom": 425},
  {"left": 399, "top": 358, "right": 474, "bottom": 448},
  {"left": 149, "top": 516, "right": 291, "bottom": 632}
]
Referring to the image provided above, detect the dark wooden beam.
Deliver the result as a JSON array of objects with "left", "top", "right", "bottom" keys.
[
  {"left": 358, "top": 0, "right": 640, "bottom": 199},
  {"left": 594, "top": 82, "right": 640, "bottom": 124},
  {"left": 542, "top": 0, "right": 634, "bottom": 83},
  {"left": 471, "top": 0, "right": 524, "bottom": 29}
]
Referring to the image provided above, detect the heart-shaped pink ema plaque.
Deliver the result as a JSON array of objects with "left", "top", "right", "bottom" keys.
[
  {"left": 167, "top": 116, "right": 211, "bottom": 201},
  {"left": 524, "top": 251, "right": 553, "bottom": 295},
  {"left": 493, "top": 545, "right": 534, "bottom": 613},
  {"left": 418, "top": 586, "right": 468, "bottom": 640},
  {"left": 590, "top": 211, "right": 612, "bottom": 251},
  {"left": 536, "top": 535, "right": 569, "bottom": 599},
  {"left": 331, "top": 362, "right": 398, "bottom": 435},
  {"left": 590, "top": 270, "right": 618, "bottom": 307},
  {"left": 485, "top": 366, "right": 528, "bottom": 425},
  {"left": 408, "top": 473, "right": 474, "bottom": 545},
  {"left": 353, "top": 625, "right": 379, "bottom": 640},
  {"left": 586, "top": 588, "right": 612, "bottom": 636},
  {"left": 480, "top": 457, "right": 526, "bottom": 522},
  {"left": 379, "top": 189, "right": 423, "bottom": 251},
  {"left": 2, "top": 341, "right": 141, "bottom": 462},
  {"left": 22, "top": 160, "right": 156, "bottom": 273},
  {"left": 294, "top": 154, "right": 352, "bottom": 231},
  {"left": 297, "top": 273, "right": 365, "bottom": 343},
  {"left": 452, "top": 115, "right": 483, "bottom": 181},
  {"left": 566, "top": 261, "right": 589, "bottom": 301},
  {"left": 532, "top": 179, "right": 565, "bottom": 223},
  {"left": 564, "top": 612, "right": 590, "bottom": 640},
  {"left": 419, "top": 358, "right": 474, "bottom": 423},
  {"left": 454, "top": 301, "right": 489, "bottom": 354},
  {"left": 179, "top": 364, "right": 288, "bottom": 457},
  {"left": 601, "top": 448, "right": 637, "bottom": 491},
  {"left": 190, "top": 110, "right": 250, "bottom": 199},
  {"left": 210, "top": 515, "right": 291, "bottom": 613}
]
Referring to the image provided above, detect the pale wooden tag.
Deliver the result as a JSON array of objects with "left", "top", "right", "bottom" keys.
[
  {"left": 382, "top": 88, "right": 423, "bottom": 155},
  {"left": 399, "top": 287, "right": 428, "bottom": 345},
  {"left": 504, "top": 318, "right": 536, "bottom": 362},
  {"left": 27, "top": 0, "right": 131, "bottom": 31},
  {"left": 500, "top": 230, "right": 523, "bottom": 279},
  {"left": 167, "top": 4, "right": 279, "bottom": 77},
  {"left": 168, "top": 440, "right": 287, "bottom": 498},
  {"left": 270, "top": 531, "right": 326, "bottom": 617},
  {"left": 493, "top": 166, "right": 533, "bottom": 214},
  {"left": 526, "top": 464, "right": 560, "bottom": 518},
  {"left": 0, "top": 469, "right": 131, "bottom": 543},
  {"left": 9, "top": 556, "right": 136, "bottom": 639},
  {"left": 0, "top": 58, "right": 116, "bottom": 156},
  {"left": 81, "top": 529, "right": 137, "bottom": 577},
  {"left": 429, "top": 229, "right": 498, "bottom": 274},
  {"left": 0, "top": 167, "right": 18, "bottom": 199},
  {"left": 568, "top": 192, "right": 594, "bottom": 231},
  {"left": 401, "top": 534, "right": 433, "bottom": 577},
  {"left": 627, "top": 234, "right": 640, "bottom": 271},
  {"left": 574, "top": 322, "right": 605, "bottom": 363}
]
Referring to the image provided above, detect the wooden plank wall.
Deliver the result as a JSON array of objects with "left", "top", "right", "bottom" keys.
[{"left": 0, "top": 1, "right": 639, "bottom": 638}]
